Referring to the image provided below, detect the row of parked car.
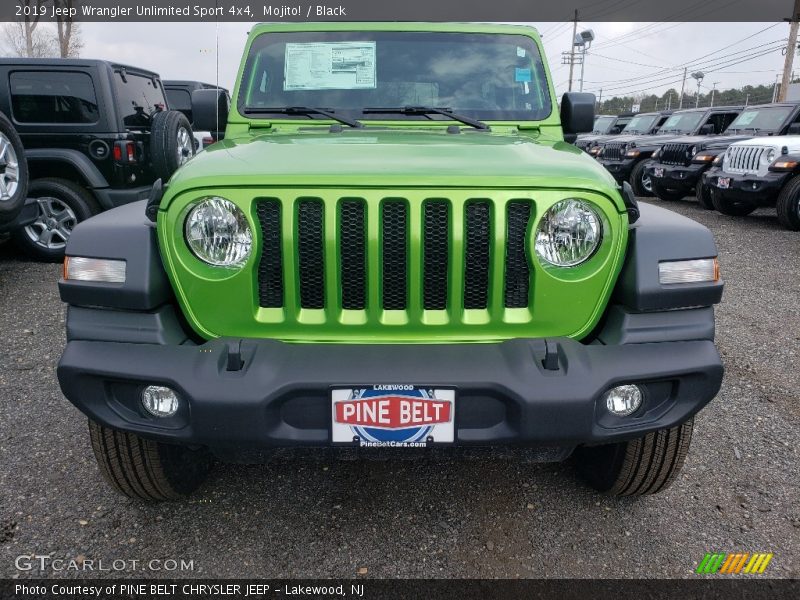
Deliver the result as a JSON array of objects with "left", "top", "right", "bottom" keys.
[
  {"left": 577, "top": 102, "right": 800, "bottom": 230},
  {"left": 0, "top": 58, "right": 229, "bottom": 261}
]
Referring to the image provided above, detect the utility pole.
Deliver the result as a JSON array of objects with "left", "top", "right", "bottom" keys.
[
  {"left": 710, "top": 82, "right": 718, "bottom": 107},
  {"left": 745, "top": 92, "right": 750, "bottom": 106},
  {"left": 655, "top": 98, "right": 659, "bottom": 111},
  {"left": 678, "top": 67, "right": 688, "bottom": 109},
  {"left": 779, "top": 0, "right": 800, "bottom": 102},
  {"left": 667, "top": 91, "right": 672, "bottom": 110},
  {"left": 568, "top": 10, "right": 578, "bottom": 92},
  {"left": 773, "top": 73, "right": 781, "bottom": 102}
]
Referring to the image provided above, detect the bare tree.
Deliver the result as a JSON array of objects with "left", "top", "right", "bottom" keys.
[
  {"left": 54, "top": 0, "right": 83, "bottom": 57},
  {"left": 3, "top": 20, "right": 57, "bottom": 58},
  {"left": 20, "top": 0, "right": 47, "bottom": 57}
]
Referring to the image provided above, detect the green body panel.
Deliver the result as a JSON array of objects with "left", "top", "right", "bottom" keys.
[{"left": 156, "top": 22, "right": 631, "bottom": 343}]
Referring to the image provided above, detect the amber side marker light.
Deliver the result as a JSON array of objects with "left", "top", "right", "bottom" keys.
[
  {"left": 658, "top": 258, "right": 719, "bottom": 284},
  {"left": 63, "top": 256, "right": 127, "bottom": 283},
  {"left": 769, "top": 159, "right": 798, "bottom": 172}
]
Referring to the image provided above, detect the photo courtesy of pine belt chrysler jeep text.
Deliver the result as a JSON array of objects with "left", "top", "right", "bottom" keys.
[{"left": 56, "top": 23, "right": 724, "bottom": 501}]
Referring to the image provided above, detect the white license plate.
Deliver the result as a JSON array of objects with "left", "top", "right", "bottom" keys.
[
  {"left": 718, "top": 177, "right": 731, "bottom": 189},
  {"left": 654, "top": 167, "right": 664, "bottom": 178},
  {"left": 331, "top": 386, "right": 455, "bottom": 447}
]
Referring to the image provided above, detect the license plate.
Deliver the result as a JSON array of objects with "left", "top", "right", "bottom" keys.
[
  {"left": 331, "top": 386, "right": 455, "bottom": 447},
  {"left": 654, "top": 167, "right": 664, "bottom": 178},
  {"left": 718, "top": 177, "right": 731, "bottom": 189}
]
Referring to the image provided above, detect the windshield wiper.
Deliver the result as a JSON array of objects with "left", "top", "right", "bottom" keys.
[
  {"left": 242, "top": 106, "right": 363, "bottom": 128},
  {"left": 363, "top": 106, "right": 490, "bottom": 130}
]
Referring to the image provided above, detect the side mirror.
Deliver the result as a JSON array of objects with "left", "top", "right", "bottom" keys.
[
  {"left": 192, "top": 89, "right": 229, "bottom": 134},
  {"left": 699, "top": 123, "right": 715, "bottom": 135},
  {"left": 788, "top": 123, "right": 800, "bottom": 135},
  {"left": 560, "top": 92, "right": 595, "bottom": 141}
]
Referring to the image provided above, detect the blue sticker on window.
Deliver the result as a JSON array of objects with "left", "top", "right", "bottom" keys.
[{"left": 515, "top": 68, "right": 532, "bottom": 83}]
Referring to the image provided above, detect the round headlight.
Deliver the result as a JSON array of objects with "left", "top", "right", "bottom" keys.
[
  {"left": 689, "top": 145, "right": 698, "bottom": 157},
  {"left": 185, "top": 197, "right": 252, "bottom": 268},
  {"left": 535, "top": 199, "right": 602, "bottom": 267},
  {"left": 651, "top": 148, "right": 660, "bottom": 159},
  {"left": 765, "top": 148, "right": 776, "bottom": 163}
]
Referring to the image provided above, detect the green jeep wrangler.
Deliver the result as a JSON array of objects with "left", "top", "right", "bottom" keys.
[{"left": 57, "top": 23, "right": 724, "bottom": 501}]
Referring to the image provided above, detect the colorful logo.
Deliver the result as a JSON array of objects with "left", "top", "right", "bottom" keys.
[
  {"left": 331, "top": 387, "right": 455, "bottom": 446},
  {"left": 696, "top": 552, "right": 774, "bottom": 574}
]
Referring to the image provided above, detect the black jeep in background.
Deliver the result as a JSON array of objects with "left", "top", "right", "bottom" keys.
[
  {"left": 646, "top": 102, "right": 800, "bottom": 208},
  {"left": 584, "top": 109, "right": 673, "bottom": 160},
  {"left": 0, "top": 59, "right": 195, "bottom": 260},
  {"left": 574, "top": 112, "right": 635, "bottom": 151},
  {"left": 596, "top": 105, "right": 742, "bottom": 197}
]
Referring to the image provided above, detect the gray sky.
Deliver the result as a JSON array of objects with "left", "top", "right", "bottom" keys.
[{"left": 73, "top": 21, "right": 791, "bottom": 101}]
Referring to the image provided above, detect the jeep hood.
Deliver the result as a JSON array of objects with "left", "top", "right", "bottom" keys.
[
  {"left": 165, "top": 129, "right": 622, "bottom": 206},
  {"left": 674, "top": 134, "right": 759, "bottom": 151}
]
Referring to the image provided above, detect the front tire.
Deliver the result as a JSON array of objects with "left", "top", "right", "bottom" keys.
[
  {"left": 12, "top": 178, "right": 99, "bottom": 262},
  {"left": 574, "top": 419, "right": 694, "bottom": 496},
  {"left": 88, "top": 420, "right": 213, "bottom": 501},
  {"left": 652, "top": 181, "right": 687, "bottom": 202},
  {"left": 776, "top": 174, "right": 800, "bottom": 230},
  {"left": 710, "top": 187, "right": 757, "bottom": 216},
  {"left": 630, "top": 160, "right": 654, "bottom": 197},
  {"left": 695, "top": 180, "right": 714, "bottom": 210},
  {"left": 0, "top": 111, "right": 28, "bottom": 222}
]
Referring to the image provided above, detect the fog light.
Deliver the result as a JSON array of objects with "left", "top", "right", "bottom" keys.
[
  {"left": 658, "top": 258, "right": 719, "bottom": 284},
  {"left": 141, "top": 385, "right": 179, "bottom": 417},
  {"left": 604, "top": 384, "right": 642, "bottom": 416}
]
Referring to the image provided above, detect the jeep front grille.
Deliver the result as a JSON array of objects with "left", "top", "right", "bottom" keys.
[
  {"left": 602, "top": 143, "right": 624, "bottom": 161},
  {"left": 255, "top": 193, "right": 534, "bottom": 319},
  {"left": 658, "top": 143, "right": 691, "bottom": 166},
  {"left": 725, "top": 145, "right": 767, "bottom": 174}
]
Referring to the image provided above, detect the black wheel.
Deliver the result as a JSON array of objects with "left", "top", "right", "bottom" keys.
[
  {"left": 630, "top": 160, "right": 654, "bottom": 197},
  {"left": 574, "top": 419, "right": 694, "bottom": 496},
  {"left": 150, "top": 110, "right": 195, "bottom": 181},
  {"left": 776, "top": 174, "right": 800, "bottom": 231},
  {"left": 88, "top": 419, "right": 213, "bottom": 501},
  {"left": 12, "top": 178, "right": 99, "bottom": 262},
  {"left": 710, "top": 187, "right": 757, "bottom": 216},
  {"left": 0, "top": 110, "right": 29, "bottom": 222},
  {"left": 652, "top": 181, "right": 687, "bottom": 202},
  {"left": 695, "top": 180, "right": 714, "bottom": 210}
]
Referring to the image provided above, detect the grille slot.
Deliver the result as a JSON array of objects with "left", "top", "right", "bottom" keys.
[
  {"left": 463, "top": 201, "right": 491, "bottom": 309},
  {"left": 504, "top": 201, "right": 532, "bottom": 308},
  {"left": 256, "top": 200, "right": 284, "bottom": 308},
  {"left": 727, "top": 145, "right": 766, "bottom": 173},
  {"left": 297, "top": 199, "right": 325, "bottom": 309},
  {"left": 339, "top": 200, "right": 366, "bottom": 310},
  {"left": 382, "top": 201, "right": 408, "bottom": 310},
  {"left": 423, "top": 201, "right": 449, "bottom": 310}
]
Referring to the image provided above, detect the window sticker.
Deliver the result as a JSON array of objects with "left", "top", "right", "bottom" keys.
[
  {"left": 284, "top": 41, "right": 376, "bottom": 91},
  {"left": 735, "top": 111, "right": 758, "bottom": 126},
  {"left": 515, "top": 67, "right": 532, "bottom": 83},
  {"left": 516, "top": 47, "right": 527, "bottom": 58}
]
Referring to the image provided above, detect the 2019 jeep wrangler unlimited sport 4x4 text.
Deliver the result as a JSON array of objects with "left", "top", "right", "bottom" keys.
[{"left": 57, "top": 23, "right": 724, "bottom": 501}]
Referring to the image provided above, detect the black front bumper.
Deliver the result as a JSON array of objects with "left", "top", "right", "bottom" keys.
[
  {"left": 57, "top": 315, "right": 723, "bottom": 460},
  {"left": 646, "top": 162, "right": 706, "bottom": 191},
  {"left": 703, "top": 169, "right": 789, "bottom": 205},
  {"left": 598, "top": 158, "right": 636, "bottom": 182}
]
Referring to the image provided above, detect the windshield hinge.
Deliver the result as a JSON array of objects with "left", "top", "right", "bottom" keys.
[{"left": 516, "top": 124, "right": 540, "bottom": 131}]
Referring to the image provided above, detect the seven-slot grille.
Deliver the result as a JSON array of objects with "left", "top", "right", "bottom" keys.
[
  {"left": 602, "top": 143, "right": 624, "bottom": 161},
  {"left": 255, "top": 195, "right": 534, "bottom": 318},
  {"left": 658, "top": 143, "right": 691, "bottom": 166},
  {"left": 725, "top": 145, "right": 768, "bottom": 174}
]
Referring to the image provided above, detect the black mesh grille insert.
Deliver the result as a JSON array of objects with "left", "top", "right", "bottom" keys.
[
  {"left": 423, "top": 201, "right": 449, "bottom": 310},
  {"left": 463, "top": 201, "right": 491, "bottom": 309},
  {"left": 297, "top": 200, "right": 325, "bottom": 309},
  {"left": 339, "top": 200, "right": 366, "bottom": 310},
  {"left": 256, "top": 200, "right": 284, "bottom": 308},
  {"left": 382, "top": 202, "right": 407, "bottom": 310},
  {"left": 504, "top": 201, "right": 532, "bottom": 308}
]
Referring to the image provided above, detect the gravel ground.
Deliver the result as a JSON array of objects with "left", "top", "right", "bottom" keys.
[{"left": 0, "top": 198, "right": 798, "bottom": 580}]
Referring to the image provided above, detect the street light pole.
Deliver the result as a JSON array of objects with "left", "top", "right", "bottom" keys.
[{"left": 710, "top": 82, "right": 719, "bottom": 107}]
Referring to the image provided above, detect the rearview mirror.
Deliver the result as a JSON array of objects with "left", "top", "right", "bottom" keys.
[
  {"left": 561, "top": 92, "right": 595, "bottom": 142},
  {"left": 192, "top": 89, "right": 230, "bottom": 134},
  {"left": 788, "top": 123, "right": 800, "bottom": 135}
]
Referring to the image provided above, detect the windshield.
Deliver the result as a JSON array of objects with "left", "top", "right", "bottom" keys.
[
  {"left": 726, "top": 106, "right": 793, "bottom": 133},
  {"left": 659, "top": 111, "right": 705, "bottom": 134},
  {"left": 239, "top": 31, "right": 552, "bottom": 122},
  {"left": 622, "top": 114, "right": 657, "bottom": 134},
  {"left": 593, "top": 115, "right": 616, "bottom": 133}
]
